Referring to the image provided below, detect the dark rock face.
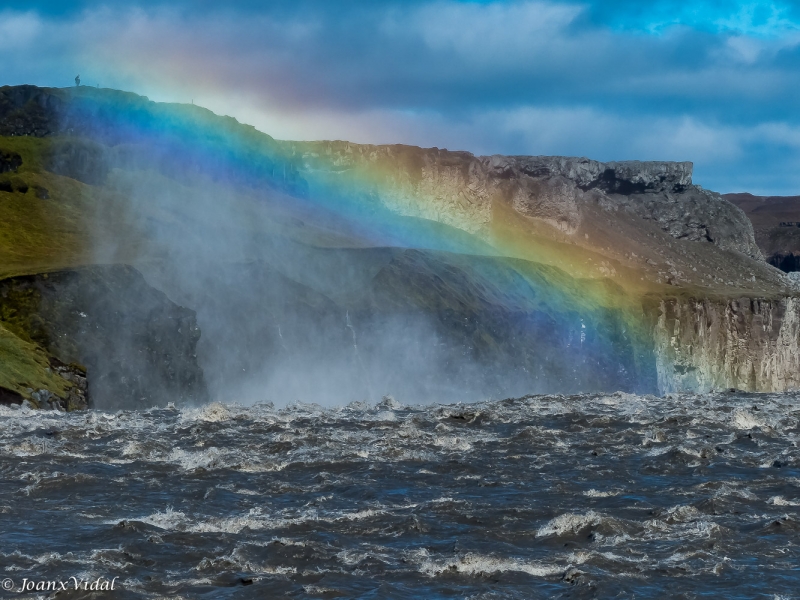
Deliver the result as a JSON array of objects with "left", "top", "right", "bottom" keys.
[
  {"left": 0, "top": 150, "right": 21, "bottom": 173},
  {"left": 43, "top": 138, "right": 110, "bottom": 185},
  {"left": 600, "top": 185, "right": 763, "bottom": 260},
  {"left": 359, "top": 249, "right": 657, "bottom": 397},
  {"left": 768, "top": 252, "right": 800, "bottom": 273},
  {"left": 0, "top": 85, "right": 62, "bottom": 137},
  {"left": 0, "top": 265, "right": 208, "bottom": 410},
  {"left": 146, "top": 247, "right": 657, "bottom": 404},
  {"left": 0, "top": 387, "right": 25, "bottom": 406},
  {"left": 506, "top": 156, "right": 693, "bottom": 194},
  {"left": 47, "top": 358, "right": 89, "bottom": 410},
  {"left": 486, "top": 156, "right": 761, "bottom": 260}
]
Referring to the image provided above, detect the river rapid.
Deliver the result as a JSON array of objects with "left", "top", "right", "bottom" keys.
[{"left": 1, "top": 391, "right": 799, "bottom": 599}]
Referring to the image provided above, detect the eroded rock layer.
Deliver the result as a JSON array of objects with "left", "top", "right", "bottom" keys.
[
  {"left": 288, "top": 142, "right": 763, "bottom": 262},
  {"left": 654, "top": 295, "right": 800, "bottom": 393}
]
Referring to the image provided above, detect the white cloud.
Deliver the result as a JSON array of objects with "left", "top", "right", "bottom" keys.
[
  {"left": 2, "top": 2, "right": 800, "bottom": 193},
  {"left": 0, "top": 11, "right": 43, "bottom": 50},
  {"left": 399, "top": 1, "right": 583, "bottom": 58}
]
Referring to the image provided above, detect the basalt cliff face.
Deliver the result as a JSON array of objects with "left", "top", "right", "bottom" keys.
[
  {"left": 1, "top": 84, "right": 799, "bottom": 406},
  {"left": 655, "top": 295, "right": 800, "bottom": 393},
  {"left": 289, "top": 141, "right": 798, "bottom": 393},
  {"left": 725, "top": 192, "right": 800, "bottom": 273}
]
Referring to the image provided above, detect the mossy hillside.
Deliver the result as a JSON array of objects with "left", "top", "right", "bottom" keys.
[
  {"left": 0, "top": 136, "right": 199, "bottom": 278},
  {"left": 0, "top": 323, "right": 71, "bottom": 402},
  {"left": 0, "top": 136, "right": 95, "bottom": 278},
  {"left": 0, "top": 272, "right": 83, "bottom": 403},
  {"left": 0, "top": 136, "right": 118, "bottom": 401}
]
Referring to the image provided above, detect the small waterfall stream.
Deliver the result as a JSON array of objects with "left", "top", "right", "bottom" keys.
[{"left": 346, "top": 310, "right": 374, "bottom": 400}]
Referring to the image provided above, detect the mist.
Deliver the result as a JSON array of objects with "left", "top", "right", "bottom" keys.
[
  {"left": 39, "top": 88, "right": 656, "bottom": 410},
  {"left": 56, "top": 126, "right": 513, "bottom": 408}
]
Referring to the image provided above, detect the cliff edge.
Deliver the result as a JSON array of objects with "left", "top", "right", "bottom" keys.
[{"left": 0, "top": 84, "right": 797, "bottom": 400}]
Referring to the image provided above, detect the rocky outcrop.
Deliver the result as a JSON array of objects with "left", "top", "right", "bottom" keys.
[
  {"left": 0, "top": 265, "right": 208, "bottom": 410},
  {"left": 654, "top": 296, "right": 800, "bottom": 393},
  {"left": 602, "top": 185, "right": 763, "bottom": 260},
  {"left": 18, "top": 358, "right": 89, "bottom": 411},
  {"left": 0, "top": 85, "right": 63, "bottom": 137},
  {"left": 287, "top": 141, "right": 762, "bottom": 260},
  {"left": 500, "top": 155, "right": 693, "bottom": 194},
  {"left": 0, "top": 150, "right": 21, "bottom": 173}
]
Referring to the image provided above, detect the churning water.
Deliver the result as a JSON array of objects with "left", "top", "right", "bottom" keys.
[{"left": 1, "top": 391, "right": 799, "bottom": 598}]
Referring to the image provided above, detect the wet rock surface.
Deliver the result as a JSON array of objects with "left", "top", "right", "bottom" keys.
[
  {"left": 654, "top": 295, "right": 800, "bottom": 393},
  {"left": 0, "top": 265, "right": 208, "bottom": 410},
  {"left": 144, "top": 248, "right": 657, "bottom": 406}
]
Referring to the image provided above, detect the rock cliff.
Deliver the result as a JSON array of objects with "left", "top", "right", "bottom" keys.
[
  {"left": 725, "top": 193, "right": 800, "bottom": 271},
  {"left": 654, "top": 295, "right": 800, "bottom": 393},
  {"left": 1, "top": 84, "right": 798, "bottom": 401},
  {"left": 0, "top": 266, "right": 208, "bottom": 410},
  {"left": 287, "top": 142, "right": 763, "bottom": 261}
]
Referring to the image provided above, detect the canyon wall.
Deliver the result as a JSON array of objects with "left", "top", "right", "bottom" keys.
[
  {"left": 2, "top": 84, "right": 799, "bottom": 401},
  {"left": 0, "top": 266, "right": 208, "bottom": 410},
  {"left": 294, "top": 141, "right": 800, "bottom": 394},
  {"left": 288, "top": 141, "right": 764, "bottom": 261},
  {"left": 654, "top": 295, "right": 800, "bottom": 393}
]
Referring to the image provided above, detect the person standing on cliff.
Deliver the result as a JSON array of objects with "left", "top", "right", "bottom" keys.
[{"left": 75, "top": 75, "right": 80, "bottom": 87}]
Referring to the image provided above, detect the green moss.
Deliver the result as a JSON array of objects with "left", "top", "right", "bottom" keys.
[
  {"left": 0, "top": 282, "right": 48, "bottom": 347},
  {"left": 0, "top": 136, "right": 128, "bottom": 279},
  {"left": 0, "top": 323, "right": 70, "bottom": 401}
]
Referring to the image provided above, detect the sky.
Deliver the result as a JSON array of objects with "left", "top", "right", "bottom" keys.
[{"left": 1, "top": 0, "right": 800, "bottom": 194}]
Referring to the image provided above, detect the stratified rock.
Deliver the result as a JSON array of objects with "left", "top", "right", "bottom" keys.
[
  {"left": 654, "top": 295, "right": 800, "bottom": 392},
  {"left": 285, "top": 142, "right": 762, "bottom": 261}
]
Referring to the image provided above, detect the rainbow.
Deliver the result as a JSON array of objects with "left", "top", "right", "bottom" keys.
[{"left": 57, "top": 85, "right": 660, "bottom": 394}]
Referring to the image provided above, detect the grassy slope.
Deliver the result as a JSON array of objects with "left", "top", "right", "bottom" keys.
[
  {"left": 0, "top": 325, "right": 70, "bottom": 399},
  {"left": 0, "top": 137, "right": 90, "bottom": 400},
  {"left": 0, "top": 136, "right": 96, "bottom": 278}
]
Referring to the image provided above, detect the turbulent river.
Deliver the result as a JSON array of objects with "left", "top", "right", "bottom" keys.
[{"left": 1, "top": 392, "right": 799, "bottom": 599}]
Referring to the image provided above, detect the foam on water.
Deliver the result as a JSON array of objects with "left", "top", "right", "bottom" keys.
[{"left": 1, "top": 391, "right": 800, "bottom": 597}]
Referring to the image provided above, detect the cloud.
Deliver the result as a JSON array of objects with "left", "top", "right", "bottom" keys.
[
  {"left": 2, "top": 1, "right": 800, "bottom": 194},
  {"left": 0, "top": 12, "right": 43, "bottom": 50}
]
